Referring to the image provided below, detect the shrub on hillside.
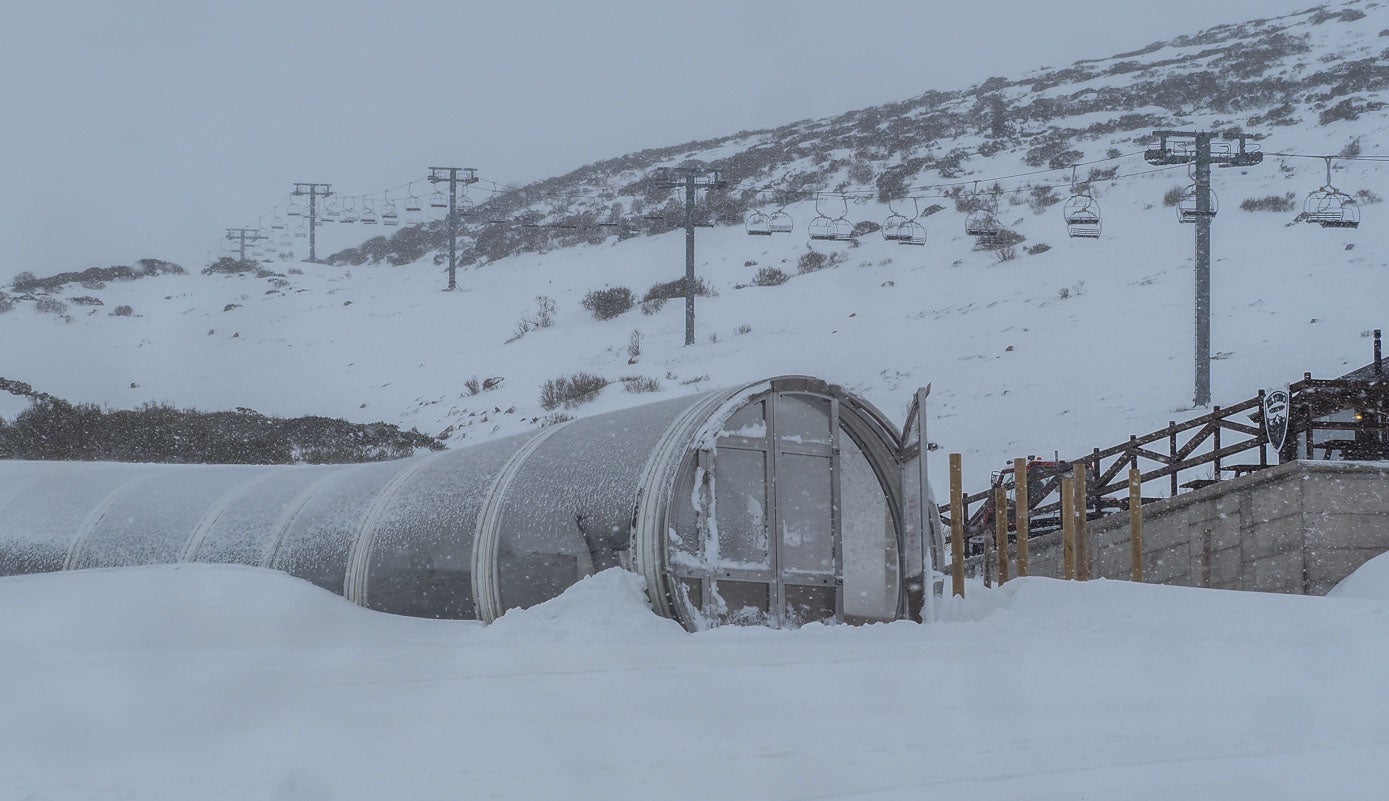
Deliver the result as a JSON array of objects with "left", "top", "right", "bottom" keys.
[
  {"left": 539, "top": 372, "right": 609, "bottom": 410},
  {"left": 643, "top": 277, "right": 709, "bottom": 303},
  {"left": 34, "top": 297, "right": 68, "bottom": 315},
  {"left": 752, "top": 266, "right": 790, "bottom": 286},
  {"left": 1027, "top": 186, "right": 1061, "bottom": 214},
  {"left": 798, "top": 251, "right": 828, "bottom": 273},
  {"left": 203, "top": 257, "right": 260, "bottom": 276},
  {"left": 112, "top": 305, "right": 134, "bottom": 317},
  {"left": 973, "top": 228, "right": 1025, "bottom": 252},
  {"left": 581, "top": 286, "right": 634, "bottom": 320},
  {"left": 622, "top": 376, "right": 661, "bottom": 394},
  {"left": 14, "top": 261, "right": 183, "bottom": 293},
  {"left": 0, "top": 398, "right": 443, "bottom": 464},
  {"left": 1239, "top": 193, "right": 1296, "bottom": 212},
  {"left": 1162, "top": 186, "right": 1185, "bottom": 207}
]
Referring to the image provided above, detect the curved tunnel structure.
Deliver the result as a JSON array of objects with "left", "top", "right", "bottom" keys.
[{"left": 0, "top": 376, "right": 940, "bottom": 629}]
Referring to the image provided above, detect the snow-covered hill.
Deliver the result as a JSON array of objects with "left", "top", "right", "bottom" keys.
[
  {"left": 3, "top": 2, "right": 1389, "bottom": 488},
  {"left": 1, "top": 564, "right": 1385, "bottom": 800}
]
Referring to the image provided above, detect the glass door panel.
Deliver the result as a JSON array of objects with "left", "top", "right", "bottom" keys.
[
  {"left": 840, "top": 432, "right": 899, "bottom": 622},
  {"left": 713, "top": 448, "right": 770, "bottom": 569},
  {"left": 777, "top": 452, "right": 835, "bottom": 578}
]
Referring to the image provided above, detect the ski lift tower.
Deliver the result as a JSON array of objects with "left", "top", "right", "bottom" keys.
[
  {"left": 1145, "top": 130, "right": 1263, "bottom": 407},
  {"left": 657, "top": 166, "right": 726, "bottom": 346},
  {"left": 292, "top": 183, "right": 333, "bottom": 263},
  {"left": 428, "top": 167, "right": 479, "bottom": 291},
  {"left": 224, "top": 228, "right": 268, "bottom": 262}
]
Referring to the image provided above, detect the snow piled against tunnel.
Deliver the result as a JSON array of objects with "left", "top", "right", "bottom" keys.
[{"left": 1, "top": 564, "right": 1387, "bottom": 800}]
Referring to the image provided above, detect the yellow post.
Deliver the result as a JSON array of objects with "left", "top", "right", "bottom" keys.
[
  {"left": 1129, "top": 467, "right": 1144, "bottom": 583},
  {"left": 949, "top": 453, "right": 965, "bottom": 597},
  {"left": 1061, "top": 478, "right": 1076, "bottom": 580},
  {"left": 994, "top": 485, "right": 1009, "bottom": 583},
  {"left": 1074, "top": 464, "right": 1089, "bottom": 581},
  {"left": 1014, "top": 458, "right": 1029, "bottom": 577}
]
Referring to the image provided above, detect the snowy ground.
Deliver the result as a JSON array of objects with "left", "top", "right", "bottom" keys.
[{"left": 1, "top": 564, "right": 1386, "bottom": 800}]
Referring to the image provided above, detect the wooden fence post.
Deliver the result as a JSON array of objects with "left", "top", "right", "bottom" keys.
[
  {"left": 1074, "top": 463, "right": 1089, "bottom": 580},
  {"left": 1169, "top": 421, "right": 1179, "bottom": 497},
  {"left": 994, "top": 484, "right": 1009, "bottom": 583},
  {"left": 950, "top": 453, "right": 965, "bottom": 598},
  {"left": 1014, "top": 457, "right": 1029, "bottom": 577},
  {"left": 1061, "top": 477, "right": 1076, "bottom": 580},
  {"left": 1129, "top": 467, "right": 1144, "bottom": 583}
]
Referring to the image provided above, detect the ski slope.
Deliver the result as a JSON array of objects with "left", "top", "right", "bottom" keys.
[
  {"left": 2, "top": 149, "right": 1387, "bottom": 488},
  {"left": 0, "top": 564, "right": 1385, "bottom": 800}
]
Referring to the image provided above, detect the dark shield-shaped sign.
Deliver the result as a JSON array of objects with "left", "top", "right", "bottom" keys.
[{"left": 1263, "top": 388, "right": 1291, "bottom": 454}]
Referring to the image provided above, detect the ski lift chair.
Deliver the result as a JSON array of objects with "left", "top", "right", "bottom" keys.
[
  {"left": 746, "top": 209, "right": 772, "bottom": 236},
  {"left": 807, "top": 215, "right": 836, "bottom": 240},
  {"left": 828, "top": 195, "right": 856, "bottom": 241},
  {"left": 1306, "top": 190, "right": 1360, "bottom": 228},
  {"left": 882, "top": 200, "right": 909, "bottom": 242},
  {"left": 270, "top": 215, "right": 286, "bottom": 231},
  {"left": 897, "top": 220, "right": 927, "bottom": 246},
  {"left": 286, "top": 200, "right": 303, "bottom": 218},
  {"left": 429, "top": 190, "right": 448, "bottom": 209},
  {"left": 382, "top": 199, "right": 399, "bottom": 227},
  {"left": 894, "top": 198, "right": 928, "bottom": 246},
  {"left": 1177, "top": 185, "right": 1217, "bottom": 224},
  {"left": 964, "top": 209, "right": 999, "bottom": 238},
  {"left": 360, "top": 201, "right": 378, "bottom": 225},
  {"left": 340, "top": 201, "right": 359, "bottom": 224},
  {"left": 768, "top": 209, "right": 794, "bottom": 234},
  {"left": 1321, "top": 196, "right": 1361, "bottom": 229},
  {"left": 1063, "top": 195, "right": 1102, "bottom": 238},
  {"left": 1304, "top": 157, "right": 1361, "bottom": 229}
]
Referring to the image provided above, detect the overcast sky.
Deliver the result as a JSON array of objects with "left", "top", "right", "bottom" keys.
[{"left": 0, "top": 0, "right": 1319, "bottom": 277}]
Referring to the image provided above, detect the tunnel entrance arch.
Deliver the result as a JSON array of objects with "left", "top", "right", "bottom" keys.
[{"left": 663, "top": 379, "right": 904, "bottom": 628}]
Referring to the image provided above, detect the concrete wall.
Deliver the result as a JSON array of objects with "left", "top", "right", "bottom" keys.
[{"left": 968, "top": 460, "right": 1389, "bottom": 595}]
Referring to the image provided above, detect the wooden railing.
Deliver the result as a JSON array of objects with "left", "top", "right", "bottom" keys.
[{"left": 941, "top": 374, "right": 1389, "bottom": 542}]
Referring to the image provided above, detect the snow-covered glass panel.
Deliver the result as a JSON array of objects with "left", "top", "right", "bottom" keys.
[
  {"left": 712, "top": 579, "right": 770, "bottom": 625},
  {"left": 74, "top": 467, "right": 256, "bottom": 569},
  {"left": 784, "top": 583, "right": 836, "bottom": 626},
  {"left": 720, "top": 400, "right": 765, "bottom": 438},
  {"left": 778, "top": 453, "right": 834, "bottom": 577},
  {"left": 668, "top": 460, "right": 703, "bottom": 569},
  {"left": 714, "top": 447, "right": 770, "bottom": 568},
  {"left": 270, "top": 460, "right": 410, "bottom": 594},
  {"left": 776, "top": 394, "right": 831, "bottom": 445},
  {"left": 192, "top": 466, "right": 336, "bottom": 566},
  {"left": 0, "top": 465, "right": 145, "bottom": 575},
  {"left": 365, "top": 434, "right": 532, "bottom": 619},
  {"left": 494, "top": 392, "right": 715, "bottom": 613},
  {"left": 841, "top": 429, "right": 899, "bottom": 622}
]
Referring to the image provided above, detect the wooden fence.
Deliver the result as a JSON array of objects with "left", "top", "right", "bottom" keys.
[{"left": 941, "top": 374, "right": 1389, "bottom": 546}]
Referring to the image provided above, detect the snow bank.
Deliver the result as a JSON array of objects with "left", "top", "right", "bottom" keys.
[
  {"left": 0, "top": 563, "right": 447, "bottom": 653},
  {"left": 485, "top": 567, "right": 684, "bottom": 641},
  {"left": 1328, "top": 550, "right": 1389, "bottom": 601},
  {"left": 3, "top": 562, "right": 1388, "bottom": 800}
]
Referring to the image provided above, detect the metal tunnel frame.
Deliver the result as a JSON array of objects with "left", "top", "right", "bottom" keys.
[{"left": 0, "top": 376, "right": 936, "bottom": 630}]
